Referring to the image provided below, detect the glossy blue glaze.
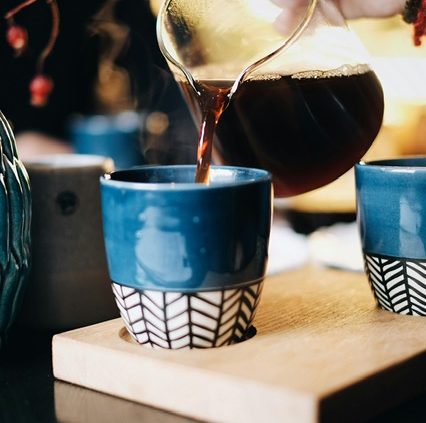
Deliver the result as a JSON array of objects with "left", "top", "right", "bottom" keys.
[
  {"left": 100, "top": 165, "right": 272, "bottom": 292},
  {"left": 356, "top": 158, "right": 426, "bottom": 259}
]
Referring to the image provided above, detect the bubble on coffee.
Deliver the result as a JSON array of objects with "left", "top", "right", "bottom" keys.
[{"left": 291, "top": 63, "right": 372, "bottom": 80}]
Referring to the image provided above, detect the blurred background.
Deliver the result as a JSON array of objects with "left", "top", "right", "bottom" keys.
[
  {"left": 1, "top": 0, "right": 426, "bottom": 259},
  {"left": 274, "top": 14, "right": 426, "bottom": 272},
  {"left": 278, "top": 15, "right": 426, "bottom": 235},
  {"left": 0, "top": 0, "right": 198, "bottom": 166},
  {"left": 0, "top": 1, "right": 424, "bottom": 172}
]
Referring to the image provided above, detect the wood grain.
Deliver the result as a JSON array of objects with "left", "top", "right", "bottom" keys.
[{"left": 52, "top": 266, "right": 426, "bottom": 423}]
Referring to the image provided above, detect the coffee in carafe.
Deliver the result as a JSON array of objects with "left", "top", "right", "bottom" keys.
[
  {"left": 158, "top": 0, "right": 384, "bottom": 196},
  {"left": 180, "top": 65, "right": 383, "bottom": 196}
]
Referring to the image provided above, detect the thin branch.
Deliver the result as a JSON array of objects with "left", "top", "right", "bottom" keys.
[
  {"left": 36, "top": 0, "right": 59, "bottom": 73},
  {"left": 5, "top": 0, "right": 38, "bottom": 20}
]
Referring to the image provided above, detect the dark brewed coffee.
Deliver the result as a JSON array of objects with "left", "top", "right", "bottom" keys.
[
  {"left": 191, "top": 81, "right": 231, "bottom": 184},
  {"left": 180, "top": 67, "right": 384, "bottom": 196}
]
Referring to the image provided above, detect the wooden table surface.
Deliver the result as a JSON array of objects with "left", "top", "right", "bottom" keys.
[
  {"left": 52, "top": 266, "right": 426, "bottom": 423},
  {"left": 3, "top": 338, "right": 426, "bottom": 423}
]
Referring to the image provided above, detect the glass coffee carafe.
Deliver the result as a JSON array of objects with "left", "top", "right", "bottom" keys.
[{"left": 157, "top": 0, "right": 384, "bottom": 197}]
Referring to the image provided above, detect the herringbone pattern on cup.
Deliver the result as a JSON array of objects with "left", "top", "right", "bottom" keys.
[
  {"left": 112, "top": 281, "right": 263, "bottom": 349},
  {"left": 364, "top": 253, "right": 426, "bottom": 316}
]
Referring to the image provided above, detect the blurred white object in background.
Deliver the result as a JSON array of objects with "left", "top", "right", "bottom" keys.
[
  {"left": 308, "top": 222, "right": 364, "bottom": 272},
  {"left": 267, "top": 217, "right": 310, "bottom": 275}
]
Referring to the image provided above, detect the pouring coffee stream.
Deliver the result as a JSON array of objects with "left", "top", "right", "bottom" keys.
[
  {"left": 157, "top": 0, "right": 318, "bottom": 184},
  {"left": 157, "top": 0, "right": 384, "bottom": 194},
  {"left": 191, "top": 81, "right": 231, "bottom": 184}
]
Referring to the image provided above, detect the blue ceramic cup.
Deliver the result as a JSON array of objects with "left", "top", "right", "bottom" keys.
[
  {"left": 100, "top": 165, "right": 272, "bottom": 348},
  {"left": 356, "top": 157, "right": 426, "bottom": 316},
  {"left": 70, "top": 112, "right": 144, "bottom": 170}
]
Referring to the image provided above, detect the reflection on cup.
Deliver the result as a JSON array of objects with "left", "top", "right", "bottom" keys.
[
  {"left": 100, "top": 165, "right": 272, "bottom": 349},
  {"left": 19, "top": 154, "right": 119, "bottom": 331},
  {"left": 356, "top": 157, "right": 426, "bottom": 316}
]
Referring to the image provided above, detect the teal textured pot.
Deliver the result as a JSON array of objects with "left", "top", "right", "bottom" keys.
[{"left": 0, "top": 111, "right": 31, "bottom": 349}]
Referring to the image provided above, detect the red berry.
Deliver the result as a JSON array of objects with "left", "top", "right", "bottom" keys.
[
  {"left": 29, "top": 74, "right": 54, "bottom": 107},
  {"left": 6, "top": 25, "right": 28, "bottom": 53}
]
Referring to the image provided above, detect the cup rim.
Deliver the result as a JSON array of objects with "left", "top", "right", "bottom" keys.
[
  {"left": 356, "top": 156, "right": 426, "bottom": 171},
  {"left": 24, "top": 154, "right": 114, "bottom": 172},
  {"left": 100, "top": 164, "right": 271, "bottom": 191}
]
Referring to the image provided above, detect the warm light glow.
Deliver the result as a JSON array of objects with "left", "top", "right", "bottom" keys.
[
  {"left": 245, "top": 0, "right": 282, "bottom": 22},
  {"left": 372, "top": 57, "right": 426, "bottom": 103},
  {"left": 149, "top": 0, "right": 163, "bottom": 16},
  {"left": 370, "top": 57, "right": 426, "bottom": 126}
]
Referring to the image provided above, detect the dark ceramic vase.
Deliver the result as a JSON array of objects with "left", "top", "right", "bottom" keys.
[{"left": 0, "top": 111, "right": 31, "bottom": 349}]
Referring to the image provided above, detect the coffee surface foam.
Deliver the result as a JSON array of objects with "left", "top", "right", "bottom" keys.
[{"left": 187, "top": 26, "right": 371, "bottom": 82}]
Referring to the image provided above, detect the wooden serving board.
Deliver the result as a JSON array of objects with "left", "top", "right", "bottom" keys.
[{"left": 52, "top": 266, "right": 426, "bottom": 423}]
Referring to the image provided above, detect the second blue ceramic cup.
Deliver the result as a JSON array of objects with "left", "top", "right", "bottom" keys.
[
  {"left": 100, "top": 165, "right": 272, "bottom": 348},
  {"left": 70, "top": 112, "right": 144, "bottom": 170},
  {"left": 356, "top": 157, "right": 426, "bottom": 316}
]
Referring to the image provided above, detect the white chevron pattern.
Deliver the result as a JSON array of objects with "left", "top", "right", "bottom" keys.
[
  {"left": 112, "top": 281, "right": 263, "bottom": 349},
  {"left": 364, "top": 253, "right": 426, "bottom": 316}
]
